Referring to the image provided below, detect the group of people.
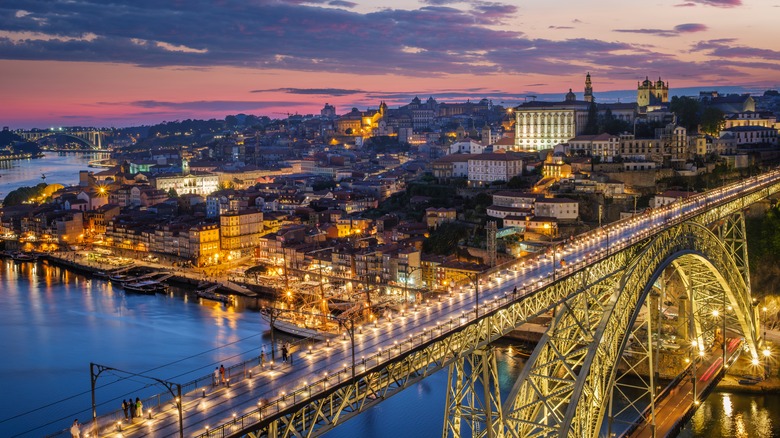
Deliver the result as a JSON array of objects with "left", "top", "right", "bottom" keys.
[
  {"left": 214, "top": 364, "right": 227, "bottom": 386},
  {"left": 121, "top": 397, "right": 144, "bottom": 421}
]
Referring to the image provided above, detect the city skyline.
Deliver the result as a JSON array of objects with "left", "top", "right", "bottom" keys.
[{"left": 2, "top": 0, "right": 779, "bottom": 128}]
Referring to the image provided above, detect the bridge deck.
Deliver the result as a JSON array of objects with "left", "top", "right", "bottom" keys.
[{"left": 75, "top": 171, "right": 780, "bottom": 438}]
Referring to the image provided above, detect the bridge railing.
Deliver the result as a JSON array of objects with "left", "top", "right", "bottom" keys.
[{"left": 43, "top": 335, "right": 321, "bottom": 438}]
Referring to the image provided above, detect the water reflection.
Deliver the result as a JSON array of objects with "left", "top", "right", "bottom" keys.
[{"left": 680, "top": 391, "right": 779, "bottom": 437}]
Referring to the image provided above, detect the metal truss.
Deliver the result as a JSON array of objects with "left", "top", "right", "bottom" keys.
[
  {"left": 718, "top": 211, "right": 751, "bottom": 293},
  {"left": 502, "top": 221, "right": 759, "bottom": 438},
  {"left": 227, "top": 243, "right": 648, "bottom": 438},
  {"left": 218, "top": 176, "right": 780, "bottom": 438},
  {"left": 443, "top": 346, "right": 503, "bottom": 438}
]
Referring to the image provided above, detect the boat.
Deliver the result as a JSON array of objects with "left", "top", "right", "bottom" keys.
[
  {"left": 11, "top": 252, "right": 36, "bottom": 262},
  {"left": 123, "top": 280, "right": 168, "bottom": 294},
  {"left": 109, "top": 274, "right": 134, "bottom": 284},
  {"left": 196, "top": 288, "right": 234, "bottom": 304}
]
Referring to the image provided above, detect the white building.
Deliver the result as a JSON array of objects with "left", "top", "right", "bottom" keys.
[
  {"left": 568, "top": 133, "right": 619, "bottom": 162},
  {"left": 154, "top": 172, "right": 220, "bottom": 197},
  {"left": 534, "top": 198, "right": 579, "bottom": 221},
  {"left": 467, "top": 153, "right": 524, "bottom": 186}
]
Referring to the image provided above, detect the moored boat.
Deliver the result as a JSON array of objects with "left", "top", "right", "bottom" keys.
[{"left": 123, "top": 280, "right": 167, "bottom": 294}]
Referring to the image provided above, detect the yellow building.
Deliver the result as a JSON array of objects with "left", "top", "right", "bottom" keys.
[{"left": 189, "top": 224, "right": 220, "bottom": 266}]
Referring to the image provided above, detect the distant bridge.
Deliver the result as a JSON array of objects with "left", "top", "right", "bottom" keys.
[{"left": 16, "top": 128, "right": 109, "bottom": 150}]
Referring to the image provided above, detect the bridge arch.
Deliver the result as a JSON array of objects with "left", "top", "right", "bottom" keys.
[{"left": 504, "top": 221, "right": 759, "bottom": 438}]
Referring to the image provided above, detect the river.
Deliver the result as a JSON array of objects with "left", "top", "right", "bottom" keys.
[
  {"left": 0, "top": 261, "right": 778, "bottom": 437},
  {"left": 0, "top": 152, "right": 108, "bottom": 201}
]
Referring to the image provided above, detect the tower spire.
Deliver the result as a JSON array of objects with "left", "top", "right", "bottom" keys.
[{"left": 584, "top": 72, "right": 593, "bottom": 103}]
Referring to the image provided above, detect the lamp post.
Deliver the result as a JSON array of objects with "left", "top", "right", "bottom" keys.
[{"left": 763, "top": 305, "right": 769, "bottom": 378}]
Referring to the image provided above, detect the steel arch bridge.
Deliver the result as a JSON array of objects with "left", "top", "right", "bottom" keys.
[
  {"left": 16, "top": 128, "right": 107, "bottom": 149},
  {"left": 501, "top": 219, "right": 756, "bottom": 438},
  {"left": 82, "top": 173, "right": 776, "bottom": 438}
]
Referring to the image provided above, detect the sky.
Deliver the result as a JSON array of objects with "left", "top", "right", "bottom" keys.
[{"left": 1, "top": 0, "right": 779, "bottom": 129}]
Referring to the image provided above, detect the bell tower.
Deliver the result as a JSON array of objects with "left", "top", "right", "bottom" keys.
[{"left": 584, "top": 72, "right": 593, "bottom": 103}]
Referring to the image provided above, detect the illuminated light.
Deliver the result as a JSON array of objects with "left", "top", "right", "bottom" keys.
[
  {"left": 752, "top": 358, "right": 760, "bottom": 366},
  {"left": 712, "top": 310, "right": 719, "bottom": 317},
  {"left": 764, "top": 348, "right": 771, "bottom": 357}
]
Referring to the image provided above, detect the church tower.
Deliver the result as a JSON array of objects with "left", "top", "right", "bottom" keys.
[{"left": 584, "top": 72, "right": 593, "bottom": 103}]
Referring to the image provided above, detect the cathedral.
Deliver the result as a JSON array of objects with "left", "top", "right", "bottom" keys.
[{"left": 637, "top": 76, "right": 669, "bottom": 111}]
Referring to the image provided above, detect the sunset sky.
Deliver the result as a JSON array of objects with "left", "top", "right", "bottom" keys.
[{"left": 1, "top": 0, "right": 779, "bottom": 128}]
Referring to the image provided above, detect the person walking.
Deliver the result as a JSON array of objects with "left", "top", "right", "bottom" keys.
[
  {"left": 281, "top": 344, "right": 288, "bottom": 363},
  {"left": 136, "top": 397, "right": 143, "bottom": 418},
  {"left": 260, "top": 350, "right": 266, "bottom": 367},
  {"left": 129, "top": 399, "right": 136, "bottom": 419},
  {"left": 219, "top": 364, "right": 226, "bottom": 385},
  {"left": 214, "top": 367, "right": 220, "bottom": 386},
  {"left": 70, "top": 419, "right": 81, "bottom": 438},
  {"left": 122, "top": 399, "right": 129, "bottom": 420}
]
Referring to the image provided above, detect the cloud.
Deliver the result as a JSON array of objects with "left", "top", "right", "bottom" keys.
[
  {"left": 687, "top": 0, "right": 742, "bottom": 6},
  {"left": 674, "top": 2, "right": 697, "bottom": 6},
  {"left": 99, "top": 100, "right": 307, "bottom": 112},
  {"left": 251, "top": 87, "right": 365, "bottom": 96},
  {"left": 692, "top": 39, "right": 780, "bottom": 61},
  {"left": 0, "top": 0, "right": 763, "bottom": 84},
  {"left": 614, "top": 23, "right": 707, "bottom": 37},
  {"left": 549, "top": 26, "right": 574, "bottom": 30},
  {"left": 674, "top": 23, "right": 708, "bottom": 33},
  {"left": 614, "top": 28, "right": 679, "bottom": 37},
  {"left": 328, "top": 0, "right": 357, "bottom": 7}
]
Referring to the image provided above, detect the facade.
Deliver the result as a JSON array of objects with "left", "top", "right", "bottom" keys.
[
  {"left": 219, "top": 209, "right": 263, "bottom": 257},
  {"left": 568, "top": 133, "right": 620, "bottom": 162},
  {"left": 431, "top": 154, "right": 473, "bottom": 182},
  {"left": 154, "top": 172, "right": 219, "bottom": 197},
  {"left": 467, "top": 153, "right": 524, "bottom": 186},
  {"left": 637, "top": 76, "right": 669, "bottom": 110},
  {"left": 189, "top": 223, "right": 220, "bottom": 266},
  {"left": 514, "top": 101, "right": 588, "bottom": 151},
  {"left": 534, "top": 198, "right": 579, "bottom": 221},
  {"left": 719, "top": 126, "right": 778, "bottom": 146},
  {"left": 425, "top": 208, "right": 457, "bottom": 229}
]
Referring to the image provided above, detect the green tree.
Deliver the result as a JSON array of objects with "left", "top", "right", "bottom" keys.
[
  {"left": 167, "top": 188, "right": 179, "bottom": 198},
  {"left": 423, "top": 222, "right": 469, "bottom": 255},
  {"left": 670, "top": 96, "right": 701, "bottom": 132},
  {"left": 700, "top": 107, "right": 725, "bottom": 135},
  {"left": 2, "top": 183, "right": 47, "bottom": 207}
]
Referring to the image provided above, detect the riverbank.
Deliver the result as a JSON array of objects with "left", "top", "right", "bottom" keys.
[
  {"left": 40, "top": 251, "right": 262, "bottom": 298},
  {"left": 718, "top": 375, "right": 780, "bottom": 393}
]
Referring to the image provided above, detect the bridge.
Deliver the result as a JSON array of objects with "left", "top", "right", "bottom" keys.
[
  {"left": 71, "top": 170, "right": 780, "bottom": 438},
  {"left": 16, "top": 128, "right": 109, "bottom": 150}
]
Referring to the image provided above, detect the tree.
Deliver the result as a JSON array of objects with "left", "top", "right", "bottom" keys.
[
  {"left": 2, "top": 183, "right": 47, "bottom": 207},
  {"left": 670, "top": 96, "right": 701, "bottom": 132},
  {"left": 700, "top": 107, "right": 725, "bottom": 135},
  {"left": 167, "top": 188, "right": 179, "bottom": 198},
  {"left": 217, "top": 181, "right": 235, "bottom": 191},
  {"left": 584, "top": 102, "right": 598, "bottom": 135},
  {"left": 422, "top": 222, "right": 469, "bottom": 255}
]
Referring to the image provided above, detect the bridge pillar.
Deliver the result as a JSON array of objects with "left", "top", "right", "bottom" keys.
[
  {"left": 719, "top": 211, "right": 751, "bottom": 293},
  {"left": 442, "top": 346, "right": 503, "bottom": 438}
]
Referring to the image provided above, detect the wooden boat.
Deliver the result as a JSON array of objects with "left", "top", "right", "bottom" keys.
[{"left": 123, "top": 280, "right": 167, "bottom": 294}]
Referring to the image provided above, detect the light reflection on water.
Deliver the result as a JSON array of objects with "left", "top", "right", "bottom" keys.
[
  {"left": 2, "top": 260, "right": 779, "bottom": 437},
  {"left": 678, "top": 391, "right": 779, "bottom": 437}
]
